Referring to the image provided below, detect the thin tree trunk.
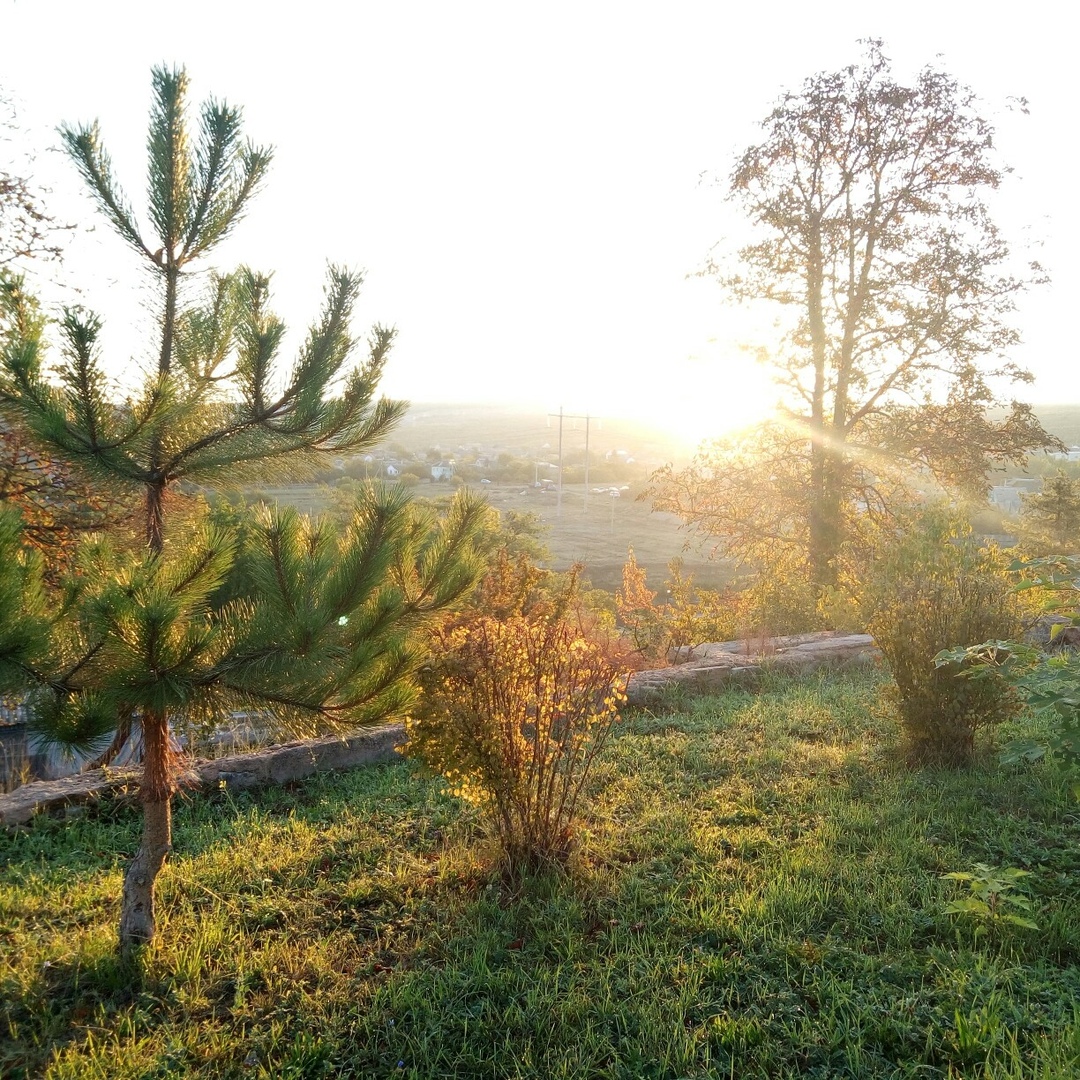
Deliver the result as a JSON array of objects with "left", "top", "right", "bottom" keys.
[
  {"left": 119, "top": 793, "right": 171, "bottom": 948},
  {"left": 119, "top": 282, "right": 175, "bottom": 950},
  {"left": 86, "top": 711, "right": 133, "bottom": 770},
  {"left": 118, "top": 709, "right": 174, "bottom": 949},
  {"left": 146, "top": 483, "right": 165, "bottom": 553},
  {"left": 158, "top": 265, "right": 178, "bottom": 376},
  {"left": 808, "top": 446, "right": 843, "bottom": 592}
]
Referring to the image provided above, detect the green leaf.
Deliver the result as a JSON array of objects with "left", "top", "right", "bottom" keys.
[
  {"left": 945, "top": 898, "right": 990, "bottom": 916},
  {"left": 1013, "top": 579, "right": 1044, "bottom": 591},
  {"left": 1002, "top": 915, "right": 1039, "bottom": 930}
]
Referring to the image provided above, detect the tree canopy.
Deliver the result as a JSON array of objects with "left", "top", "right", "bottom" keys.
[
  {"left": 1, "top": 98, "right": 109, "bottom": 559},
  {"left": 1018, "top": 472, "right": 1080, "bottom": 555},
  {"left": 0, "top": 89, "right": 70, "bottom": 266},
  {"left": 650, "top": 42, "right": 1055, "bottom": 592}
]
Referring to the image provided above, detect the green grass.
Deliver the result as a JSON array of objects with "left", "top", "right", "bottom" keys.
[{"left": 3, "top": 668, "right": 1080, "bottom": 1078}]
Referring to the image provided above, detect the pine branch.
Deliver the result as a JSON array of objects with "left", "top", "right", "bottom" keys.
[
  {"left": 59, "top": 123, "right": 152, "bottom": 260},
  {"left": 147, "top": 67, "right": 194, "bottom": 258}
]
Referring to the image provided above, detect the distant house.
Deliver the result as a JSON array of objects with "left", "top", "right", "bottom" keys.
[
  {"left": 990, "top": 486, "right": 1021, "bottom": 515},
  {"left": 385, "top": 464, "right": 400, "bottom": 478},
  {"left": 430, "top": 461, "right": 455, "bottom": 481},
  {"left": 990, "top": 477, "right": 1042, "bottom": 515}
]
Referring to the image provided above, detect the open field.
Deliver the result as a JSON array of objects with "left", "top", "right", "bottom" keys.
[
  {"left": 252, "top": 480, "right": 733, "bottom": 595},
  {"left": 474, "top": 482, "right": 732, "bottom": 593},
  {"left": 3, "top": 668, "right": 1080, "bottom": 1079},
  {"left": 239, "top": 401, "right": 737, "bottom": 593},
  {"left": 383, "top": 402, "right": 727, "bottom": 591}
]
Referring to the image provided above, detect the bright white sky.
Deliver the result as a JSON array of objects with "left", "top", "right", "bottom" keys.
[{"left": 0, "top": 1, "right": 1073, "bottom": 449}]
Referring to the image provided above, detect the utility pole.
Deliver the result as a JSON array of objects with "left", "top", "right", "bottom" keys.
[
  {"left": 548, "top": 407, "right": 597, "bottom": 517},
  {"left": 583, "top": 414, "right": 590, "bottom": 513},
  {"left": 556, "top": 406, "right": 563, "bottom": 517}
]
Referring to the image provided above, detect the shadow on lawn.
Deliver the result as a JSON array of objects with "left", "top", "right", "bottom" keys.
[{"left": 1, "top": 947, "right": 149, "bottom": 1077}]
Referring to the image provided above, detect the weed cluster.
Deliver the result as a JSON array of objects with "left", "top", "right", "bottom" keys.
[
  {"left": 616, "top": 548, "right": 742, "bottom": 661},
  {"left": 943, "top": 863, "right": 1039, "bottom": 934}
]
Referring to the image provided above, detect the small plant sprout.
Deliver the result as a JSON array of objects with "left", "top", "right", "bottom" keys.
[{"left": 942, "top": 863, "right": 1039, "bottom": 933}]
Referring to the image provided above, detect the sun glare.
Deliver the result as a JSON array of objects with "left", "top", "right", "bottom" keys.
[{"left": 621, "top": 341, "right": 777, "bottom": 452}]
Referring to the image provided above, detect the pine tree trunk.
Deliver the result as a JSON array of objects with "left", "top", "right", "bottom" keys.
[
  {"left": 119, "top": 795, "right": 171, "bottom": 948},
  {"left": 118, "top": 710, "right": 174, "bottom": 949},
  {"left": 119, "top": 314, "right": 175, "bottom": 950}
]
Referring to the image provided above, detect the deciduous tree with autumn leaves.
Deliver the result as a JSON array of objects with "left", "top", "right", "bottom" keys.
[{"left": 649, "top": 43, "right": 1056, "bottom": 598}]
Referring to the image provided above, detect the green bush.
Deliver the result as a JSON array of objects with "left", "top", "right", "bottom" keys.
[
  {"left": 938, "top": 553, "right": 1080, "bottom": 784},
  {"left": 863, "top": 507, "right": 1023, "bottom": 767},
  {"left": 739, "top": 547, "right": 823, "bottom": 638}
]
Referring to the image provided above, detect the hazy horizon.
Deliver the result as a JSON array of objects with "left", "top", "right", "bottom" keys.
[{"left": 1, "top": 2, "right": 1074, "bottom": 450}]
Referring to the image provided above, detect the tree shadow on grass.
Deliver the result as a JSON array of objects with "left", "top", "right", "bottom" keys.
[{"left": 0, "top": 946, "right": 151, "bottom": 1079}]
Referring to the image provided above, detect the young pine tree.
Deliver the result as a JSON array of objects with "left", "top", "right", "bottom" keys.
[
  {"left": 0, "top": 67, "right": 484, "bottom": 948},
  {"left": 1019, "top": 472, "right": 1080, "bottom": 555}
]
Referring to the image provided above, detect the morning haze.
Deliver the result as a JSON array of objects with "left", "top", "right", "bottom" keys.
[{"left": 4, "top": 8, "right": 1080, "bottom": 1077}]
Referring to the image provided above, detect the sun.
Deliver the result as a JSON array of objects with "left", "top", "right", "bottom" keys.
[{"left": 615, "top": 341, "right": 777, "bottom": 453}]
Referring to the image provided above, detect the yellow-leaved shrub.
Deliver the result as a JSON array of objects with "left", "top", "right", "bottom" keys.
[{"left": 407, "top": 613, "right": 626, "bottom": 873}]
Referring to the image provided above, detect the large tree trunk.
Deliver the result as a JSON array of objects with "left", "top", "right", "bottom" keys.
[
  {"left": 118, "top": 710, "right": 174, "bottom": 950},
  {"left": 806, "top": 221, "right": 841, "bottom": 594},
  {"left": 808, "top": 442, "right": 843, "bottom": 593}
]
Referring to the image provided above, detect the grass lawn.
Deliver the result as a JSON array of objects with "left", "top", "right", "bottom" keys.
[{"left": 3, "top": 668, "right": 1080, "bottom": 1079}]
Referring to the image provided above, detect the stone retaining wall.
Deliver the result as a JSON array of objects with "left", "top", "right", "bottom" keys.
[
  {"left": 1, "top": 632, "right": 881, "bottom": 828},
  {"left": 0, "top": 723, "right": 405, "bottom": 828},
  {"left": 626, "top": 632, "right": 879, "bottom": 707}
]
